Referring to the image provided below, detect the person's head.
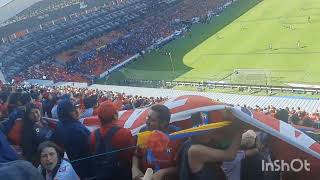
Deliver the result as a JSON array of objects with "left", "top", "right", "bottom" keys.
[
  {"left": 98, "top": 101, "right": 118, "bottom": 125},
  {"left": 276, "top": 109, "right": 289, "bottom": 123},
  {"left": 31, "top": 92, "right": 41, "bottom": 101},
  {"left": 21, "top": 103, "right": 43, "bottom": 162},
  {"left": 57, "top": 99, "right": 79, "bottom": 122},
  {"left": 37, "top": 141, "right": 63, "bottom": 172},
  {"left": 84, "top": 95, "right": 97, "bottom": 109},
  {"left": 193, "top": 111, "right": 241, "bottom": 144},
  {"left": 303, "top": 118, "right": 314, "bottom": 127},
  {"left": 51, "top": 96, "right": 59, "bottom": 105},
  {"left": 17, "top": 92, "right": 32, "bottom": 106},
  {"left": 190, "top": 111, "right": 213, "bottom": 127},
  {"left": 290, "top": 114, "right": 300, "bottom": 125},
  {"left": 0, "top": 91, "right": 9, "bottom": 104},
  {"left": 190, "top": 112, "right": 202, "bottom": 127},
  {"left": 241, "top": 130, "right": 257, "bottom": 149},
  {"left": 146, "top": 104, "right": 171, "bottom": 131},
  {"left": 7, "top": 92, "right": 31, "bottom": 108},
  {"left": 25, "top": 103, "right": 41, "bottom": 124},
  {"left": 42, "top": 92, "right": 50, "bottom": 100},
  {"left": 7, "top": 92, "right": 20, "bottom": 108}
]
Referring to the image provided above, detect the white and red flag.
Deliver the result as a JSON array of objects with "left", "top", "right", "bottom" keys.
[{"left": 46, "top": 95, "right": 320, "bottom": 179}]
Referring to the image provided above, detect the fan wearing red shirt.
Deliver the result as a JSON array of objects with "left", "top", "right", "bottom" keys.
[
  {"left": 133, "top": 104, "right": 182, "bottom": 180},
  {"left": 89, "top": 101, "right": 135, "bottom": 180}
]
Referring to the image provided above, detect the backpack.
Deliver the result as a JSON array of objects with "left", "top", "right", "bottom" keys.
[{"left": 93, "top": 126, "right": 131, "bottom": 180}]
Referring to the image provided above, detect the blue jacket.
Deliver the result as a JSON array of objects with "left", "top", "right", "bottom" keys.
[
  {"left": 0, "top": 160, "right": 43, "bottom": 180},
  {"left": 0, "top": 107, "right": 25, "bottom": 135},
  {"left": 42, "top": 99, "right": 54, "bottom": 118},
  {"left": 0, "top": 131, "right": 18, "bottom": 163},
  {"left": 51, "top": 99, "right": 91, "bottom": 178}
]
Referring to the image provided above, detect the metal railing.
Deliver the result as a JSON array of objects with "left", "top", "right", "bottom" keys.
[{"left": 117, "top": 79, "right": 320, "bottom": 95}]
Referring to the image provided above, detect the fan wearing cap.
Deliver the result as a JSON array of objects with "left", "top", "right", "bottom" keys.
[
  {"left": 80, "top": 95, "right": 97, "bottom": 119},
  {"left": 89, "top": 101, "right": 135, "bottom": 180},
  {"left": 50, "top": 98, "right": 91, "bottom": 179}
]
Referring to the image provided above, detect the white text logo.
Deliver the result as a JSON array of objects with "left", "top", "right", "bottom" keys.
[{"left": 262, "top": 159, "right": 310, "bottom": 172}]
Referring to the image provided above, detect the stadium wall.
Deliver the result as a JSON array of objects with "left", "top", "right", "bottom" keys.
[{"left": 99, "top": 54, "right": 140, "bottom": 78}]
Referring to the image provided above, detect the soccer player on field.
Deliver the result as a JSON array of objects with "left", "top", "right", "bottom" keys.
[
  {"left": 269, "top": 43, "right": 272, "bottom": 50},
  {"left": 308, "top": 16, "right": 311, "bottom": 23}
]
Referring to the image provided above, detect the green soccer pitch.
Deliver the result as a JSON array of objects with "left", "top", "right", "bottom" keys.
[{"left": 106, "top": 0, "right": 320, "bottom": 86}]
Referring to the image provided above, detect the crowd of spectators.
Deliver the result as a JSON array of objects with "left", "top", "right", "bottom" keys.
[
  {"left": 19, "top": 59, "right": 88, "bottom": 82},
  {"left": 0, "top": 84, "right": 319, "bottom": 180},
  {"left": 0, "top": 85, "right": 168, "bottom": 122},
  {"left": 0, "top": 84, "right": 169, "bottom": 179},
  {"left": 0, "top": 84, "right": 318, "bottom": 130},
  {"left": 66, "top": 0, "right": 231, "bottom": 79},
  {"left": 0, "top": 84, "right": 318, "bottom": 129},
  {"left": 250, "top": 105, "right": 320, "bottom": 129},
  {"left": 67, "top": 16, "right": 185, "bottom": 76},
  {"left": 0, "top": 0, "right": 144, "bottom": 81}
]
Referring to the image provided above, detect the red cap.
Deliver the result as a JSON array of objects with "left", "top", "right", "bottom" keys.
[{"left": 98, "top": 101, "right": 118, "bottom": 121}]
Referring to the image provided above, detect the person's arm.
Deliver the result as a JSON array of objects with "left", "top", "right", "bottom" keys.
[
  {"left": 188, "top": 132, "right": 241, "bottom": 172},
  {"left": 152, "top": 166, "right": 178, "bottom": 180},
  {"left": 71, "top": 129, "right": 91, "bottom": 158},
  {"left": 50, "top": 122, "right": 64, "bottom": 149},
  {"left": 132, "top": 155, "right": 144, "bottom": 180},
  {"left": 0, "top": 130, "right": 18, "bottom": 162},
  {"left": 244, "top": 148, "right": 259, "bottom": 157},
  {"left": 0, "top": 110, "right": 18, "bottom": 135}
]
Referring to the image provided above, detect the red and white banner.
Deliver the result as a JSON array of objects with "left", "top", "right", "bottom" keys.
[{"left": 47, "top": 95, "right": 320, "bottom": 160}]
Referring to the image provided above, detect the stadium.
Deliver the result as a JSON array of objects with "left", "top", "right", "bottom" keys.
[{"left": 0, "top": 0, "right": 319, "bottom": 179}]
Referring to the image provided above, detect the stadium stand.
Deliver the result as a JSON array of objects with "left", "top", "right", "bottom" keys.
[
  {"left": 0, "top": 0, "right": 231, "bottom": 83},
  {"left": 0, "top": 0, "right": 158, "bottom": 81}
]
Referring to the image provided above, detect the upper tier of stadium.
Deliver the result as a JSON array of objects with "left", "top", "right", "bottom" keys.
[{"left": 0, "top": 0, "right": 232, "bottom": 82}]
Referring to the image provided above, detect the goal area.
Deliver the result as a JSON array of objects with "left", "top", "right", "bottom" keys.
[{"left": 231, "top": 69, "right": 272, "bottom": 85}]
